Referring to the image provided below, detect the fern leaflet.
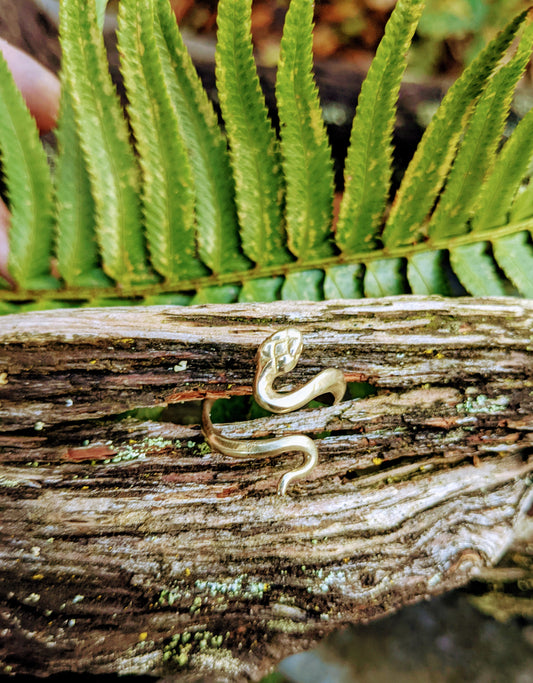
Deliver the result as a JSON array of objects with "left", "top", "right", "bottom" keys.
[
  {"left": 428, "top": 18, "right": 533, "bottom": 240},
  {"left": 55, "top": 0, "right": 109, "bottom": 287},
  {"left": 60, "top": 0, "right": 152, "bottom": 285},
  {"left": 364, "top": 258, "right": 406, "bottom": 297},
  {"left": 216, "top": 0, "right": 289, "bottom": 267},
  {"left": 336, "top": 0, "right": 425, "bottom": 253},
  {"left": 95, "top": 0, "right": 109, "bottom": 28},
  {"left": 324, "top": 265, "right": 363, "bottom": 299},
  {"left": 450, "top": 243, "right": 508, "bottom": 296},
  {"left": 118, "top": 0, "right": 204, "bottom": 281},
  {"left": 474, "top": 93, "right": 533, "bottom": 231},
  {"left": 407, "top": 251, "right": 450, "bottom": 295},
  {"left": 282, "top": 270, "right": 324, "bottom": 300},
  {"left": 55, "top": 91, "right": 107, "bottom": 287},
  {"left": 239, "top": 277, "right": 284, "bottom": 303},
  {"left": 383, "top": 10, "right": 529, "bottom": 248},
  {"left": 492, "top": 232, "right": 533, "bottom": 297},
  {"left": 276, "top": 0, "right": 334, "bottom": 260},
  {"left": 155, "top": 0, "right": 248, "bottom": 274},
  {"left": 0, "top": 50, "right": 55, "bottom": 289}
]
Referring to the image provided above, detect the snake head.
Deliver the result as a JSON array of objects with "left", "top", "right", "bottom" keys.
[{"left": 258, "top": 328, "right": 303, "bottom": 376}]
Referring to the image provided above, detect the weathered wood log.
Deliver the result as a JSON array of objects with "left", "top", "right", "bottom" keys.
[{"left": 0, "top": 297, "right": 532, "bottom": 681}]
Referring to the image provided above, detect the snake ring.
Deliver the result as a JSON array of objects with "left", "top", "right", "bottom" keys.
[{"left": 201, "top": 328, "right": 346, "bottom": 495}]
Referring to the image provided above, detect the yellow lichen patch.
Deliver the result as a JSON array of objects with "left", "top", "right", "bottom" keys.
[{"left": 0, "top": 372, "right": 8, "bottom": 385}]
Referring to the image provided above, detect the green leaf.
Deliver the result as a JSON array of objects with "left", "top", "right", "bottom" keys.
[
  {"left": 60, "top": 0, "right": 152, "bottom": 285},
  {"left": 0, "top": 49, "right": 55, "bottom": 289},
  {"left": 364, "top": 258, "right": 406, "bottom": 297},
  {"left": 383, "top": 9, "right": 529, "bottom": 248},
  {"left": 118, "top": 0, "right": 204, "bottom": 282},
  {"left": 216, "top": 0, "right": 289, "bottom": 267},
  {"left": 55, "top": 90, "right": 109, "bottom": 287},
  {"left": 281, "top": 270, "right": 323, "bottom": 300},
  {"left": 323, "top": 265, "right": 363, "bottom": 299},
  {"left": 17, "top": 300, "right": 71, "bottom": 312},
  {"left": 55, "top": 0, "right": 108, "bottom": 287},
  {"left": 473, "top": 87, "right": 533, "bottom": 230},
  {"left": 407, "top": 250, "right": 450, "bottom": 295},
  {"left": 276, "top": 0, "right": 334, "bottom": 260},
  {"left": 239, "top": 277, "right": 283, "bottom": 302},
  {"left": 417, "top": 0, "right": 487, "bottom": 38},
  {"left": 191, "top": 285, "right": 240, "bottom": 305},
  {"left": 428, "top": 19, "right": 533, "bottom": 240},
  {"left": 336, "top": 0, "right": 425, "bottom": 253},
  {"left": 450, "top": 243, "right": 507, "bottom": 295},
  {"left": 155, "top": 0, "right": 247, "bottom": 274},
  {"left": 510, "top": 183, "right": 533, "bottom": 223},
  {"left": 492, "top": 232, "right": 533, "bottom": 297},
  {"left": 0, "top": 302, "right": 17, "bottom": 315},
  {"left": 143, "top": 293, "right": 192, "bottom": 305},
  {"left": 95, "top": 0, "right": 109, "bottom": 29},
  {"left": 83, "top": 297, "right": 141, "bottom": 308}
]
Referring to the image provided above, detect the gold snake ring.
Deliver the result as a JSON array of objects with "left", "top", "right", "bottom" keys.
[{"left": 201, "top": 328, "right": 346, "bottom": 495}]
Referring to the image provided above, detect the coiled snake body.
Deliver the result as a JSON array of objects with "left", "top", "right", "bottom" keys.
[{"left": 202, "top": 328, "right": 346, "bottom": 495}]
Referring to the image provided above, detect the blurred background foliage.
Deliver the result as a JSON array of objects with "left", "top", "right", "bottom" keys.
[{"left": 124, "top": 0, "right": 532, "bottom": 77}]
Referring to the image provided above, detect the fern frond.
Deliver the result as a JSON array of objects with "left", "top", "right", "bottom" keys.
[
  {"left": 118, "top": 0, "right": 204, "bottom": 282},
  {"left": 2, "top": 0, "right": 532, "bottom": 312},
  {"left": 428, "top": 18, "right": 533, "bottom": 240},
  {"left": 276, "top": 0, "right": 334, "bottom": 260},
  {"left": 60, "top": 0, "right": 152, "bottom": 285},
  {"left": 0, "top": 51, "right": 55, "bottom": 289},
  {"left": 492, "top": 232, "right": 533, "bottom": 297},
  {"left": 383, "top": 9, "right": 529, "bottom": 248},
  {"left": 336, "top": 0, "right": 425, "bottom": 253},
  {"left": 216, "top": 0, "right": 289, "bottom": 267},
  {"left": 450, "top": 243, "right": 507, "bottom": 295},
  {"left": 154, "top": 0, "right": 248, "bottom": 274}
]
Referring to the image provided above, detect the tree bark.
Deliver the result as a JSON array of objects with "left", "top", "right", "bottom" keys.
[{"left": 0, "top": 296, "right": 532, "bottom": 681}]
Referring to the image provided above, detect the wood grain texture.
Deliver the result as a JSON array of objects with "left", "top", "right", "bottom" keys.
[{"left": 0, "top": 297, "right": 532, "bottom": 681}]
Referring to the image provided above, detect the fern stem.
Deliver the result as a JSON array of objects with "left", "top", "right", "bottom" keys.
[{"left": 2, "top": 219, "right": 530, "bottom": 303}]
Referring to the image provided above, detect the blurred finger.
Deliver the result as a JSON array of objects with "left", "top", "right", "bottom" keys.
[
  {"left": 0, "top": 197, "right": 14, "bottom": 286},
  {"left": 0, "top": 38, "right": 60, "bottom": 133}
]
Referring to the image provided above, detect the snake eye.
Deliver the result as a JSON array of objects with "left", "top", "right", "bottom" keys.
[{"left": 261, "top": 328, "right": 303, "bottom": 375}]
